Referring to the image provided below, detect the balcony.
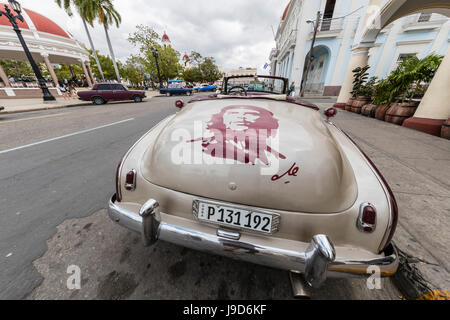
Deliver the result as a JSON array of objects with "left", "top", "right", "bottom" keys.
[{"left": 319, "top": 17, "right": 345, "bottom": 32}]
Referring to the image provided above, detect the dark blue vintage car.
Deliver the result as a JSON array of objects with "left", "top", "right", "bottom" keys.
[{"left": 160, "top": 83, "right": 193, "bottom": 96}]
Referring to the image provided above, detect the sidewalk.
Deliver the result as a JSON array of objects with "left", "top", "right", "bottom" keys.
[
  {"left": 0, "top": 90, "right": 161, "bottom": 114},
  {"left": 313, "top": 101, "right": 450, "bottom": 298}
]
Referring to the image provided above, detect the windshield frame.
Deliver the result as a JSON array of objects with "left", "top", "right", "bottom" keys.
[{"left": 223, "top": 75, "right": 288, "bottom": 95}]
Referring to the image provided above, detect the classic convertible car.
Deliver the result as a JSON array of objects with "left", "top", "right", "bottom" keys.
[{"left": 108, "top": 75, "right": 399, "bottom": 293}]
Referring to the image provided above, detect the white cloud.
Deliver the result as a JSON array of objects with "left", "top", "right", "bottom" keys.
[{"left": 16, "top": 0, "right": 289, "bottom": 73}]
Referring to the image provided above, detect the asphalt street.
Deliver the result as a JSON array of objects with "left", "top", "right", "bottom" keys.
[
  {"left": 0, "top": 97, "right": 178, "bottom": 299},
  {"left": 2, "top": 94, "right": 441, "bottom": 300}
]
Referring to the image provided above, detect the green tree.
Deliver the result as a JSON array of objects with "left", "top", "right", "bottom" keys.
[
  {"left": 181, "top": 52, "right": 222, "bottom": 83},
  {"left": 53, "top": 64, "right": 84, "bottom": 81},
  {"left": 0, "top": 59, "right": 33, "bottom": 79},
  {"left": 182, "top": 67, "right": 203, "bottom": 83},
  {"left": 121, "top": 55, "right": 146, "bottom": 87},
  {"left": 199, "top": 57, "right": 222, "bottom": 83},
  {"left": 189, "top": 51, "right": 203, "bottom": 67},
  {"left": 55, "top": 0, "right": 106, "bottom": 81},
  {"left": 87, "top": 49, "right": 119, "bottom": 81},
  {"left": 128, "top": 25, "right": 182, "bottom": 83},
  {"left": 86, "top": 0, "right": 122, "bottom": 82}
]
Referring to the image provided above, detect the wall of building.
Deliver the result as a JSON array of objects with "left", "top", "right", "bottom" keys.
[{"left": 270, "top": 0, "right": 450, "bottom": 96}]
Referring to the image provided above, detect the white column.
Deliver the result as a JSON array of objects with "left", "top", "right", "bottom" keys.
[
  {"left": 0, "top": 64, "right": 10, "bottom": 87},
  {"left": 291, "top": 0, "right": 316, "bottom": 95},
  {"left": 373, "top": 20, "right": 403, "bottom": 78},
  {"left": 428, "top": 19, "right": 450, "bottom": 55},
  {"left": 80, "top": 60, "right": 93, "bottom": 88},
  {"left": 403, "top": 47, "right": 450, "bottom": 136},
  {"left": 413, "top": 47, "right": 450, "bottom": 120},
  {"left": 336, "top": 47, "right": 370, "bottom": 103},
  {"left": 41, "top": 53, "right": 59, "bottom": 87}
]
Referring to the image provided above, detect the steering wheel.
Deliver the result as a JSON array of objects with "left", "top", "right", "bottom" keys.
[{"left": 228, "top": 86, "right": 247, "bottom": 96}]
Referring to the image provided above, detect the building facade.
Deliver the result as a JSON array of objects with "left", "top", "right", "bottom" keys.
[
  {"left": 269, "top": 0, "right": 450, "bottom": 97},
  {"left": 0, "top": 3, "right": 92, "bottom": 98}
]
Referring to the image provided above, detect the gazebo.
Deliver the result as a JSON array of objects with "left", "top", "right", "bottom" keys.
[{"left": 0, "top": 3, "right": 93, "bottom": 98}]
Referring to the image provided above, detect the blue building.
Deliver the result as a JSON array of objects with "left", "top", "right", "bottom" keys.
[{"left": 269, "top": 0, "right": 450, "bottom": 97}]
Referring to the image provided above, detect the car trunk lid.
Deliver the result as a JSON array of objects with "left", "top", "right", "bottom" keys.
[{"left": 140, "top": 98, "right": 357, "bottom": 213}]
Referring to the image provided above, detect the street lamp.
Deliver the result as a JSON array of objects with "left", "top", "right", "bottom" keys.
[
  {"left": 0, "top": 0, "right": 55, "bottom": 101},
  {"left": 151, "top": 47, "right": 163, "bottom": 89},
  {"left": 300, "top": 11, "right": 322, "bottom": 97}
]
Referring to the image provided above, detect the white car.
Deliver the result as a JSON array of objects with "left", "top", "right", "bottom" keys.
[{"left": 108, "top": 75, "right": 399, "bottom": 291}]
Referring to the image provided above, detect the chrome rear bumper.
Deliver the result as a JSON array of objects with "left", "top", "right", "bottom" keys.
[{"left": 108, "top": 195, "right": 399, "bottom": 287}]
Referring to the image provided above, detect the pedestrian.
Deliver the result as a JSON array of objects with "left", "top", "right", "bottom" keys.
[
  {"left": 287, "top": 81, "right": 295, "bottom": 96},
  {"left": 69, "top": 83, "right": 77, "bottom": 99},
  {"left": 58, "top": 83, "right": 70, "bottom": 100}
]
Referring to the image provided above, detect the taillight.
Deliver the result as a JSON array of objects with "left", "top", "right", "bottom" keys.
[
  {"left": 357, "top": 203, "right": 377, "bottom": 233},
  {"left": 125, "top": 169, "right": 137, "bottom": 191},
  {"left": 175, "top": 100, "right": 184, "bottom": 108}
]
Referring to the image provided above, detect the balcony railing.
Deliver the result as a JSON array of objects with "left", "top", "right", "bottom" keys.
[{"left": 319, "top": 17, "right": 345, "bottom": 31}]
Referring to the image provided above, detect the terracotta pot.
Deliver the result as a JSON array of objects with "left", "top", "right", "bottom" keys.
[
  {"left": 351, "top": 96, "right": 371, "bottom": 114},
  {"left": 375, "top": 103, "right": 391, "bottom": 121},
  {"left": 361, "top": 104, "right": 377, "bottom": 117},
  {"left": 345, "top": 98, "right": 355, "bottom": 111},
  {"left": 385, "top": 101, "right": 419, "bottom": 125},
  {"left": 441, "top": 118, "right": 450, "bottom": 140}
]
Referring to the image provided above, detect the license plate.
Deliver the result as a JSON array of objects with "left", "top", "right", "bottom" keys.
[{"left": 193, "top": 200, "right": 279, "bottom": 234}]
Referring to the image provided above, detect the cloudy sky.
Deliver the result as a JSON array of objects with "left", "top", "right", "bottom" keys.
[{"left": 18, "top": 0, "right": 289, "bottom": 73}]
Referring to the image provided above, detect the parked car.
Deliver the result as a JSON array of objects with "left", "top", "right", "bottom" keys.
[
  {"left": 108, "top": 75, "right": 399, "bottom": 292},
  {"left": 78, "top": 83, "right": 146, "bottom": 105},
  {"left": 160, "top": 83, "right": 193, "bottom": 97},
  {"left": 195, "top": 84, "right": 217, "bottom": 92}
]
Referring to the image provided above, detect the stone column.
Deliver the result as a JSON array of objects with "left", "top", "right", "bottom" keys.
[
  {"left": 0, "top": 63, "right": 11, "bottom": 87},
  {"left": 334, "top": 47, "right": 370, "bottom": 108},
  {"left": 403, "top": 47, "right": 450, "bottom": 136},
  {"left": 86, "top": 63, "right": 95, "bottom": 85},
  {"left": 41, "top": 53, "right": 59, "bottom": 87},
  {"left": 80, "top": 60, "right": 93, "bottom": 88},
  {"left": 290, "top": 0, "right": 315, "bottom": 96},
  {"left": 69, "top": 64, "right": 76, "bottom": 79}
]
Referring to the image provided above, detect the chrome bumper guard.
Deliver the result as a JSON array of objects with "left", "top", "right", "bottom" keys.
[{"left": 108, "top": 195, "right": 399, "bottom": 287}]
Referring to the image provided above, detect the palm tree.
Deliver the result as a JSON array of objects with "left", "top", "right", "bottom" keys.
[
  {"left": 55, "top": 0, "right": 105, "bottom": 82},
  {"left": 88, "top": 0, "right": 122, "bottom": 83}
]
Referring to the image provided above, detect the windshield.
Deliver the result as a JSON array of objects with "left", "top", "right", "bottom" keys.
[
  {"left": 224, "top": 76, "right": 287, "bottom": 95},
  {"left": 168, "top": 83, "right": 183, "bottom": 89}
]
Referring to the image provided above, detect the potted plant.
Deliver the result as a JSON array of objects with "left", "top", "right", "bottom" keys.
[
  {"left": 385, "top": 54, "right": 443, "bottom": 125},
  {"left": 372, "top": 78, "right": 393, "bottom": 120},
  {"left": 442, "top": 118, "right": 450, "bottom": 140},
  {"left": 345, "top": 65, "right": 368, "bottom": 111},
  {"left": 360, "top": 77, "right": 378, "bottom": 117},
  {"left": 349, "top": 65, "right": 371, "bottom": 113}
]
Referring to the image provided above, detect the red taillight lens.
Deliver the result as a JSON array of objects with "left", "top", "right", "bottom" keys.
[
  {"left": 324, "top": 107, "right": 337, "bottom": 118},
  {"left": 357, "top": 203, "right": 377, "bottom": 233},
  {"left": 125, "top": 169, "right": 136, "bottom": 191},
  {"left": 362, "top": 206, "right": 376, "bottom": 225},
  {"left": 175, "top": 100, "right": 184, "bottom": 108}
]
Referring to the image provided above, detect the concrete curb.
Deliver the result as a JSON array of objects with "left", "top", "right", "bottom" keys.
[
  {"left": 0, "top": 102, "right": 92, "bottom": 115},
  {"left": 0, "top": 95, "right": 158, "bottom": 115}
]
